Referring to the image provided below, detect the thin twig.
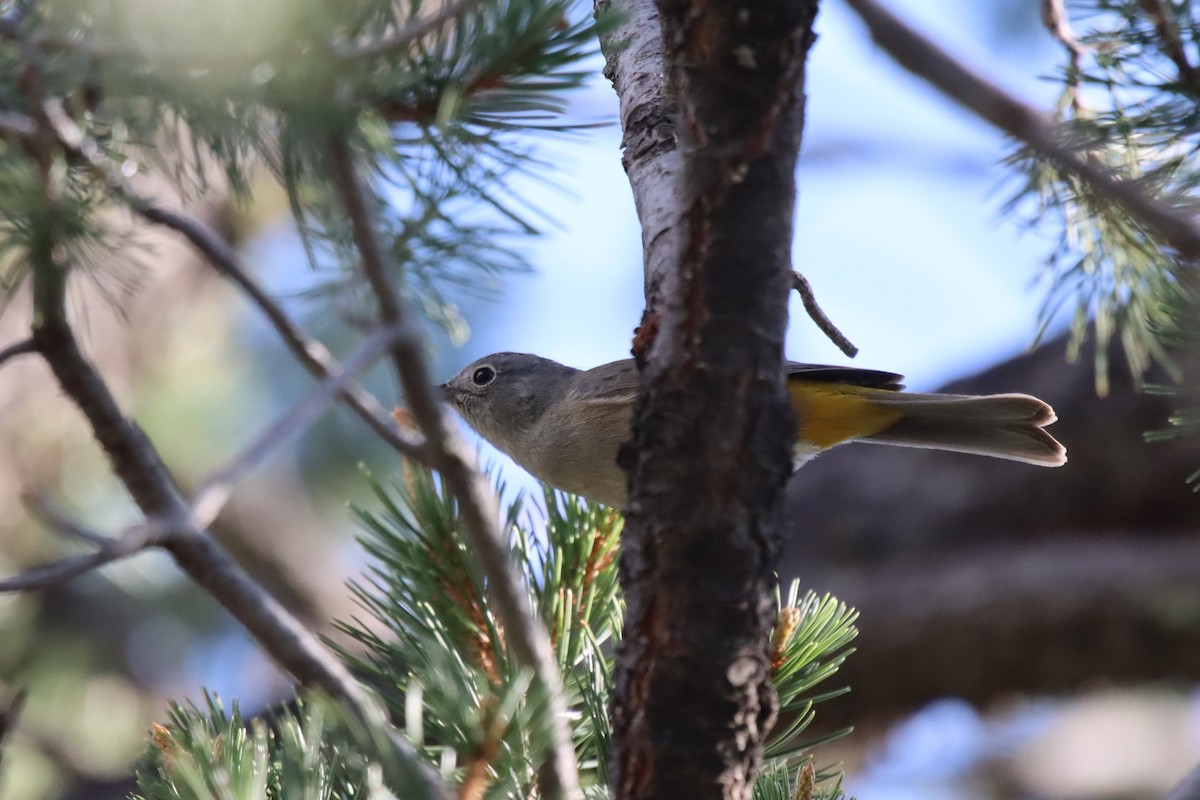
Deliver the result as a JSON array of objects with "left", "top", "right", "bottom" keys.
[
  {"left": 325, "top": 134, "right": 582, "bottom": 800},
  {"left": 843, "top": 0, "right": 1200, "bottom": 258},
  {"left": 791, "top": 272, "right": 858, "bottom": 357},
  {"left": 334, "top": 0, "right": 487, "bottom": 61},
  {"left": 0, "top": 338, "right": 37, "bottom": 368},
  {"left": 1041, "top": 0, "right": 1086, "bottom": 113},
  {"left": 189, "top": 322, "right": 403, "bottom": 530},
  {"left": 1140, "top": 0, "right": 1199, "bottom": 87},
  {"left": 0, "top": 521, "right": 160, "bottom": 593},
  {"left": 35, "top": 100, "right": 429, "bottom": 462},
  {"left": 24, "top": 495, "right": 113, "bottom": 547}
]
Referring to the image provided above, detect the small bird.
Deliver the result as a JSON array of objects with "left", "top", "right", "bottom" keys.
[{"left": 442, "top": 353, "right": 1066, "bottom": 508}]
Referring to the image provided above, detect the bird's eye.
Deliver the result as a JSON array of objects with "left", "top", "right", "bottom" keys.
[{"left": 472, "top": 366, "right": 496, "bottom": 386}]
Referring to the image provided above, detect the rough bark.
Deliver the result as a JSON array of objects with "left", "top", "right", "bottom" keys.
[{"left": 602, "top": 2, "right": 822, "bottom": 799}]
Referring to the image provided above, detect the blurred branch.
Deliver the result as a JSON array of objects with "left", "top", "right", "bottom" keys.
[
  {"left": 1041, "top": 0, "right": 1085, "bottom": 111},
  {"left": 26, "top": 496, "right": 113, "bottom": 547},
  {"left": 791, "top": 272, "right": 857, "bottom": 357},
  {"left": 1167, "top": 762, "right": 1200, "bottom": 800},
  {"left": 188, "top": 322, "right": 404, "bottom": 530},
  {"left": 1140, "top": 0, "right": 1198, "bottom": 87},
  {"left": 34, "top": 99, "right": 429, "bottom": 462},
  {"left": 804, "top": 533, "right": 1200, "bottom": 728},
  {"left": 334, "top": 0, "right": 488, "bottom": 61},
  {"left": 0, "top": 338, "right": 37, "bottom": 368},
  {"left": 0, "top": 688, "right": 27, "bottom": 776},
  {"left": 842, "top": 0, "right": 1200, "bottom": 257},
  {"left": 325, "top": 133, "right": 581, "bottom": 800}
]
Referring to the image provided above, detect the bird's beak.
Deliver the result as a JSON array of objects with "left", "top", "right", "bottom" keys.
[{"left": 437, "top": 383, "right": 453, "bottom": 403}]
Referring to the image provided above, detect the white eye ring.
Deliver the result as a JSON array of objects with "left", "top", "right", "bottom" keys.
[{"left": 471, "top": 366, "right": 496, "bottom": 386}]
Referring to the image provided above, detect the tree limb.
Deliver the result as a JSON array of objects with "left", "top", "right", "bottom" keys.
[
  {"left": 802, "top": 534, "right": 1200, "bottom": 729},
  {"left": 606, "top": 0, "right": 821, "bottom": 798},
  {"left": 843, "top": 0, "right": 1200, "bottom": 258},
  {"left": 324, "top": 134, "right": 581, "bottom": 800}
]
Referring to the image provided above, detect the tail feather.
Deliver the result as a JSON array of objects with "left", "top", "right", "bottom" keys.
[{"left": 862, "top": 392, "right": 1066, "bottom": 467}]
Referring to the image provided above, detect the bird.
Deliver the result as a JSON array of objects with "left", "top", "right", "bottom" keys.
[{"left": 441, "top": 352, "right": 1066, "bottom": 508}]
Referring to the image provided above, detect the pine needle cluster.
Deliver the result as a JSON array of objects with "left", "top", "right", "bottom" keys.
[
  {"left": 1005, "top": 0, "right": 1200, "bottom": 394},
  {"left": 130, "top": 466, "right": 858, "bottom": 800}
]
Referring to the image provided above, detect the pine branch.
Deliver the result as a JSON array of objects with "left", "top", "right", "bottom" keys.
[
  {"left": 842, "top": 0, "right": 1200, "bottom": 258},
  {"left": 325, "top": 133, "right": 582, "bottom": 800},
  {"left": 19, "top": 110, "right": 451, "bottom": 800}
]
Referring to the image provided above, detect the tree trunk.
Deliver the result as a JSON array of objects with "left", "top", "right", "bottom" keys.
[{"left": 600, "top": 1, "right": 822, "bottom": 798}]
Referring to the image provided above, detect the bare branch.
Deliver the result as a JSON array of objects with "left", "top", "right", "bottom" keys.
[
  {"left": 843, "top": 0, "right": 1200, "bottom": 258},
  {"left": 334, "top": 0, "right": 487, "bottom": 61},
  {"left": 324, "top": 134, "right": 581, "bottom": 800},
  {"left": 0, "top": 338, "right": 37, "bottom": 368},
  {"left": 791, "top": 272, "right": 858, "bottom": 357},
  {"left": 189, "top": 322, "right": 404, "bottom": 530},
  {"left": 2, "top": 499, "right": 168, "bottom": 592},
  {"left": 0, "top": 523, "right": 157, "bottom": 593}
]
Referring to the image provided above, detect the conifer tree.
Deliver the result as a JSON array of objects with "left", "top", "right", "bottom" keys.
[{"left": 2, "top": 1, "right": 1200, "bottom": 799}]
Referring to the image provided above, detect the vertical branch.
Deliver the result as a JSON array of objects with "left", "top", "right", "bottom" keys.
[{"left": 606, "top": 2, "right": 821, "bottom": 800}]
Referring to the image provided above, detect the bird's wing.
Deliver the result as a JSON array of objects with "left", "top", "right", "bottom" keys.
[
  {"left": 786, "top": 362, "right": 905, "bottom": 392},
  {"left": 569, "top": 359, "right": 639, "bottom": 405},
  {"left": 571, "top": 359, "right": 903, "bottom": 401}
]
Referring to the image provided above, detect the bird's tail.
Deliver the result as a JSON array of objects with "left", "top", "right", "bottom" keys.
[{"left": 862, "top": 392, "right": 1067, "bottom": 467}]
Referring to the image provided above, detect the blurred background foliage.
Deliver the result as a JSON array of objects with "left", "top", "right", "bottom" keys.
[{"left": 0, "top": 0, "right": 1198, "bottom": 798}]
